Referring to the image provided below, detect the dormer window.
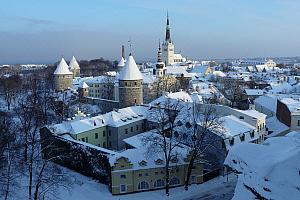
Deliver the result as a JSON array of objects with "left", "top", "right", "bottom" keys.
[
  {"left": 177, "top": 120, "right": 183, "bottom": 126},
  {"left": 185, "top": 122, "right": 192, "bottom": 129},
  {"left": 139, "top": 160, "right": 147, "bottom": 167},
  {"left": 229, "top": 138, "right": 235, "bottom": 146},
  {"left": 171, "top": 157, "right": 178, "bottom": 163},
  {"left": 155, "top": 159, "right": 164, "bottom": 165}
]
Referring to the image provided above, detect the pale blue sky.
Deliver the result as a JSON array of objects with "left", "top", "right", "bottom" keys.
[{"left": 0, "top": 0, "right": 300, "bottom": 63}]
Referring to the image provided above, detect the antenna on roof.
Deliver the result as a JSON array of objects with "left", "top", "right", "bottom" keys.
[{"left": 128, "top": 38, "right": 132, "bottom": 56}]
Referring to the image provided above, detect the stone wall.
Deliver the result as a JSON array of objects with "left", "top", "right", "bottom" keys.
[
  {"left": 54, "top": 74, "right": 73, "bottom": 91},
  {"left": 40, "top": 127, "right": 111, "bottom": 184},
  {"left": 119, "top": 80, "right": 143, "bottom": 108}
]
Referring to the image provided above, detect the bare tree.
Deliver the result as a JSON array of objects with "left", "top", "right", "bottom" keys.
[
  {"left": 182, "top": 104, "right": 224, "bottom": 190},
  {"left": 143, "top": 99, "right": 184, "bottom": 196},
  {"left": 152, "top": 76, "right": 182, "bottom": 99},
  {"left": 14, "top": 75, "right": 71, "bottom": 199},
  {"left": 0, "top": 111, "right": 19, "bottom": 200},
  {"left": 219, "top": 78, "right": 244, "bottom": 108},
  {"left": 0, "top": 75, "right": 22, "bottom": 110}
]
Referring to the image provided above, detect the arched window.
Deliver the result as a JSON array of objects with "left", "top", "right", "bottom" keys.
[
  {"left": 138, "top": 181, "right": 149, "bottom": 190},
  {"left": 170, "top": 177, "right": 180, "bottom": 186},
  {"left": 154, "top": 179, "right": 165, "bottom": 188}
]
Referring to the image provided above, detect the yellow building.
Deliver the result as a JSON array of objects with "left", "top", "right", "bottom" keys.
[{"left": 109, "top": 131, "right": 203, "bottom": 195}]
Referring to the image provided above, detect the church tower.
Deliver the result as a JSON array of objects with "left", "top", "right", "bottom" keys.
[
  {"left": 118, "top": 54, "right": 143, "bottom": 108},
  {"left": 162, "top": 12, "right": 175, "bottom": 66},
  {"left": 155, "top": 41, "right": 166, "bottom": 77}
]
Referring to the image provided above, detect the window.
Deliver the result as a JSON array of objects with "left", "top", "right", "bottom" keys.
[
  {"left": 191, "top": 176, "right": 196, "bottom": 183},
  {"left": 109, "top": 130, "right": 111, "bottom": 136},
  {"left": 155, "top": 172, "right": 158, "bottom": 175},
  {"left": 145, "top": 173, "right": 149, "bottom": 176},
  {"left": 229, "top": 138, "right": 234, "bottom": 146},
  {"left": 120, "top": 184, "right": 126, "bottom": 193},
  {"left": 82, "top": 138, "right": 85, "bottom": 142},
  {"left": 109, "top": 141, "right": 112, "bottom": 147},
  {"left": 103, "top": 142, "right": 106, "bottom": 147},
  {"left": 136, "top": 125, "right": 139, "bottom": 131},
  {"left": 250, "top": 131, "right": 255, "bottom": 138},
  {"left": 170, "top": 177, "right": 180, "bottom": 186},
  {"left": 120, "top": 175, "right": 126, "bottom": 179},
  {"left": 240, "top": 134, "right": 245, "bottom": 142},
  {"left": 134, "top": 82, "right": 137, "bottom": 86},
  {"left": 298, "top": 120, "right": 300, "bottom": 126},
  {"left": 95, "top": 133, "right": 98, "bottom": 139},
  {"left": 86, "top": 137, "right": 88, "bottom": 142},
  {"left": 103, "top": 130, "right": 106, "bottom": 137},
  {"left": 154, "top": 179, "right": 165, "bottom": 188},
  {"left": 131, "top": 127, "right": 133, "bottom": 132},
  {"left": 139, "top": 174, "right": 142, "bottom": 177},
  {"left": 174, "top": 131, "right": 179, "bottom": 138},
  {"left": 125, "top": 129, "right": 128, "bottom": 134},
  {"left": 125, "top": 82, "right": 127, "bottom": 86},
  {"left": 134, "top": 98, "right": 137, "bottom": 104},
  {"left": 138, "top": 181, "right": 149, "bottom": 190}
]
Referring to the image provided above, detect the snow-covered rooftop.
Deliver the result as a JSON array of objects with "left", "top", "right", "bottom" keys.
[
  {"left": 52, "top": 106, "right": 148, "bottom": 135},
  {"left": 118, "top": 55, "right": 143, "bottom": 81},
  {"left": 78, "top": 81, "right": 89, "bottom": 88},
  {"left": 219, "top": 115, "right": 255, "bottom": 139},
  {"left": 69, "top": 56, "right": 80, "bottom": 70},
  {"left": 117, "top": 57, "right": 126, "bottom": 67},
  {"left": 244, "top": 89, "right": 264, "bottom": 96},
  {"left": 225, "top": 134, "right": 300, "bottom": 200},
  {"left": 279, "top": 98, "right": 300, "bottom": 112},
  {"left": 54, "top": 58, "right": 73, "bottom": 75}
]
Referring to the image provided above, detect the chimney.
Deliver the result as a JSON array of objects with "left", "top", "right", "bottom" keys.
[{"left": 122, "top": 45, "right": 125, "bottom": 59}]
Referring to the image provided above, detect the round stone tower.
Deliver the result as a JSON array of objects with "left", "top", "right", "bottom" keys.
[
  {"left": 118, "top": 54, "right": 143, "bottom": 108},
  {"left": 69, "top": 56, "right": 80, "bottom": 78},
  {"left": 53, "top": 58, "right": 73, "bottom": 91}
]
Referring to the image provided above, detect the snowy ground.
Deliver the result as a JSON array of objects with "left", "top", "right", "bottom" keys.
[{"left": 59, "top": 169, "right": 237, "bottom": 200}]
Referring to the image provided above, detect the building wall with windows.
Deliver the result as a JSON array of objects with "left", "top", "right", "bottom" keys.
[
  {"left": 110, "top": 157, "right": 203, "bottom": 195},
  {"left": 73, "top": 126, "right": 107, "bottom": 148}
]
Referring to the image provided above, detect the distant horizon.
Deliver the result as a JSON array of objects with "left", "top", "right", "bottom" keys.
[
  {"left": 1, "top": 0, "right": 300, "bottom": 64},
  {"left": 2, "top": 54, "right": 300, "bottom": 66}
]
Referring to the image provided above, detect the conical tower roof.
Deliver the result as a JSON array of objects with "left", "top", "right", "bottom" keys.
[
  {"left": 54, "top": 58, "right": 73, "bottom": 75},
  {"left": 118, "top": 55, "right": 143, "bottom": 81},
  {"left": 69, "top": 56, "right": 80, "bottom": 70},
  {"left": 78, "top": 81, "right": 89, "bottom": 88},
  {"left": 117, "top": 57, "right": 126, "bottom": 67}
]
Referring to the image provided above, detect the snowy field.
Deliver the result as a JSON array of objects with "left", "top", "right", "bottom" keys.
[{"left": 59, "top": 169, "right": 237, "bottom": 200}]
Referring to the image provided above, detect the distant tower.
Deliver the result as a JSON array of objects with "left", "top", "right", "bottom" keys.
[
  {"left": 69, "top": 56, "right": 80, "bottom": 78},
  {"left": 118, "top": 54, "right": 143, "bottom": 108},
  {"left": 162, "top": 12, "right": 175, "bottom": 66},
  {"left": 122, "top": 45, "right": 125, "bottom": 59},
  {"left": 53, "top": 58, "right": 73, "bottom": 91},
  {"left": 78, "top": 81, "right": 89, "bottom": 98},
  {"left": 155, "top": 41, "right": 166, "bottom": 77},
  {"left": 117, "top": 45, "right": 126, "bottom": 69}
]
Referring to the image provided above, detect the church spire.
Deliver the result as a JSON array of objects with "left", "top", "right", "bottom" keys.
[
  {"left": 165, "top": 12, "right": 171, "bottom": 43},
  {"left": 157, "top": 40, "right": 162, "bottom": 62}
]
